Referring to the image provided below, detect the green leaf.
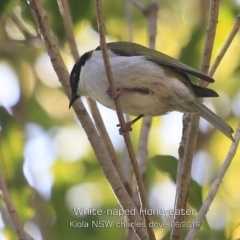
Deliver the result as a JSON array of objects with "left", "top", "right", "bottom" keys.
[
  {"left": 188, "top": 179, "right": 203, "bottom": 211},
  {"left": 151, "top": 155, "right": 203, "bottom": 211},
  {"left": 151, "top": 155, "right": 178, "bottom": 182}
]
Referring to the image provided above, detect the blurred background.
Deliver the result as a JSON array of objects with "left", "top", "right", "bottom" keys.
[{"left": 0, "top": 0, "right": 240, "bottom": 239}]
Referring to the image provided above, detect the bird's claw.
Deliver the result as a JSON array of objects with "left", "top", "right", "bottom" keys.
[
  {"left": 117, "top": 122, "right": 133, "bottom": 135},
  {"left": 106, "top": 87, "right": 126, "bottom": 100},
  {"left": 116, "top": 115, "right": 144, "bottom": 135}
]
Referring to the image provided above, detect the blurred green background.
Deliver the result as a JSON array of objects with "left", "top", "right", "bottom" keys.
[{"left": 0, "top": 0, "right": 240, "bottom": 239}]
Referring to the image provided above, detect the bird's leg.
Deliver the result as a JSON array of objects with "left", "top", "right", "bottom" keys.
[
  {"left": 125, "top": 114, "right": 144, "bottom": 127},
  {"left": 106, "top": 87, "right": 144, "bottom": 134},
  {"left": 117, "top": 114, "right": 144, "bottom": 135},
  {"left": 106, "top": 87, "right": 128, "bottom": 100}
]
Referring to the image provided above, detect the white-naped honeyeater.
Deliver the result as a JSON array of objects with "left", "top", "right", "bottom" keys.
[{"left": 69, "top": 42, "right": 234, "bottom": 141}]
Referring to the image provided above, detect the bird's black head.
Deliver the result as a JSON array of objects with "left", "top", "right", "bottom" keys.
[{"left": 69, "top": 51, "right": 93, "bottom": 108}]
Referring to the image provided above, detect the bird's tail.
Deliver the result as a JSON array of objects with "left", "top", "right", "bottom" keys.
[{"left": 190, "top": 101, "right": 234, "bottom": 141}]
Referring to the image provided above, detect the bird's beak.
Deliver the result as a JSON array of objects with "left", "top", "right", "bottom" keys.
[{"left": 69, "top": 93, "right": 79, "bottom": 108}]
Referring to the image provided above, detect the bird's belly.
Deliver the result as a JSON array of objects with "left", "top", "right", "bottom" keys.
[
  {"left": 93, "top": 87, "right": 197, "bottom": 116},
  {"left": 95, "top": 91, "right": 171, "bottom": 116},
  {"left": 118, "top": 93, "right": 170, "bottom": 116},
  {"left": 80, "top": 78, "right": 195, "bottom": 116}
]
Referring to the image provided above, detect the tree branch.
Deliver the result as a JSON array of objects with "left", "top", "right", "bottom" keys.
[
  {"left": 0, "top": 170, "right": 28, "bottom": 240},
  {"left": 186, "top": 120, "right": 240, "bottom": 240},
  {"left": 172, "top": 1, "right": 221, "bottom": 239},
  {"left": 136, "top": 0, "right": 158, "bottom": 178},
  {"left": 95, "top": 1, "right": 155, "bottom": 239},
  {"left": 57, "top": 0, "right": 132, "bottom": 196},
  {"left": 184, "top": 12, "right": 240, "bottom": 239},
  {"left": 56, "top": 0, "right": 79, "bottom": 61},
  {"left": 128, "top": 0, "right": 146, "bottom": 12},
  {"left": 209, "top": 13, "right": 240, "bottom": 77},
  {"left": 27, "top": 0, "right": 148, "bottom": 239}
]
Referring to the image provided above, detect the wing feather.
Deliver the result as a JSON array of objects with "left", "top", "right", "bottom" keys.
[{"left": 102, "top": 42, "right": 214, "bottom": 83}]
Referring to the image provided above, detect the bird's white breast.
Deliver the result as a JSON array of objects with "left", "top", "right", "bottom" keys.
[{"left": 78, "top": 50, "right": 195, "bottom": 116}]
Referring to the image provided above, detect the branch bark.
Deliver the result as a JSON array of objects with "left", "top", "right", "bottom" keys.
[
  {"left": 0, "top": 170, "right": 28, "bottom": 240},
  {"left": 185, "top": 13, "right": 240, "bottom": 239},
  {"left": 172, "top": 1, "right": 221, "bottom": 239},
  {"left": 209, "top": 13, "right": 240, "bottom": 77},
  {"left": 57, "top": 0, "right": 133, "bottom": 196},
  {"left": 27, "top": 0, "right": 149, "bottom": 239},
  {"left": 95, "top": 1, "right": 155, "bottom": 239},
  {"left": 186, "top": 120, "right": 240, "bottom": 240}
]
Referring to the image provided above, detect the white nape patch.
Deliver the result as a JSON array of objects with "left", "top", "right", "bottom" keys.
[{"left": 79, "top": 50, "right": 195, "bottom": 116}]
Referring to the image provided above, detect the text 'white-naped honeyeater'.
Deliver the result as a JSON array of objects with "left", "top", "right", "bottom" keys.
[{"left": 69, "top": 42, "right": 234, "bottom": 141}]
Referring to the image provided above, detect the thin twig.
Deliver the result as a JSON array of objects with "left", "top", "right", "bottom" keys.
[
  {"left": 146, "top": 0, "right": 158, "bottom": 46},
  {"left": 124, "top": 1, "right": 150, "bottom": 238},
  {"left": 122, "top": 3, "right": 138, "bottom": 238},
  {"left": 7, "top": 11, "right": 44, "bottom": 53},
  {"left": 199, "top": 0, "right": 220, "bottom": 76},
  {"left": 135, "top": 0, "right": 158, "bottom": 195},
  {"left": 186, "top": 120, "right": 240, "bottom": 240},
  {"left": 171, "top": 1, "right": 221, "bottom": 239},
  {"left": 57, "top": 0, "right": 78, "bottom": 61},
  {"left": 0, "top": 204, "right": 33, "bottom": 240},
  {"left": 0, "top": 170, "right": 27, "bottom": 240},
  {"left": 184, "top": 12, "right": 240, "bottom": 239},
  {"left": 88, "top": 99, "right": 133, "bottom": 195},
  {"left": 57, "top": 0, "right": 132, "bottom": 196},
  {"left": 95, "top": 1, "right": 155, "bottom": 239},
  {"left": 123, "top": 0, "right": 133, "bottom": 42},
  {"left": 122, "top": 0, "right": 134, "bottom": 193},
  {"left": 137, "top": 116, "right": 152, "bottom": 175},
  {"left": 129, "top": 0, "right": 145, "bottom": 11},
  {"left": 10, "top": 12, "right": 35, "bottom": 39},
  {"left": 209, "top": 13, "right": 240, "bottom": 77},
  {"left": 95, "top": 1, "right": 127, "bottom": 132},
  {"left": 136, "top": 0, "right": 158, "bottom": 177},
  {"left": 27, "top": 0, "right": 149, "bottom": 239}
]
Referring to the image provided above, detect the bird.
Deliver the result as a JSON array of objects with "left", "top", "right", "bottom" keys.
[{"left": 69, "top": 41, "right": 234, "bottom": 141}]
